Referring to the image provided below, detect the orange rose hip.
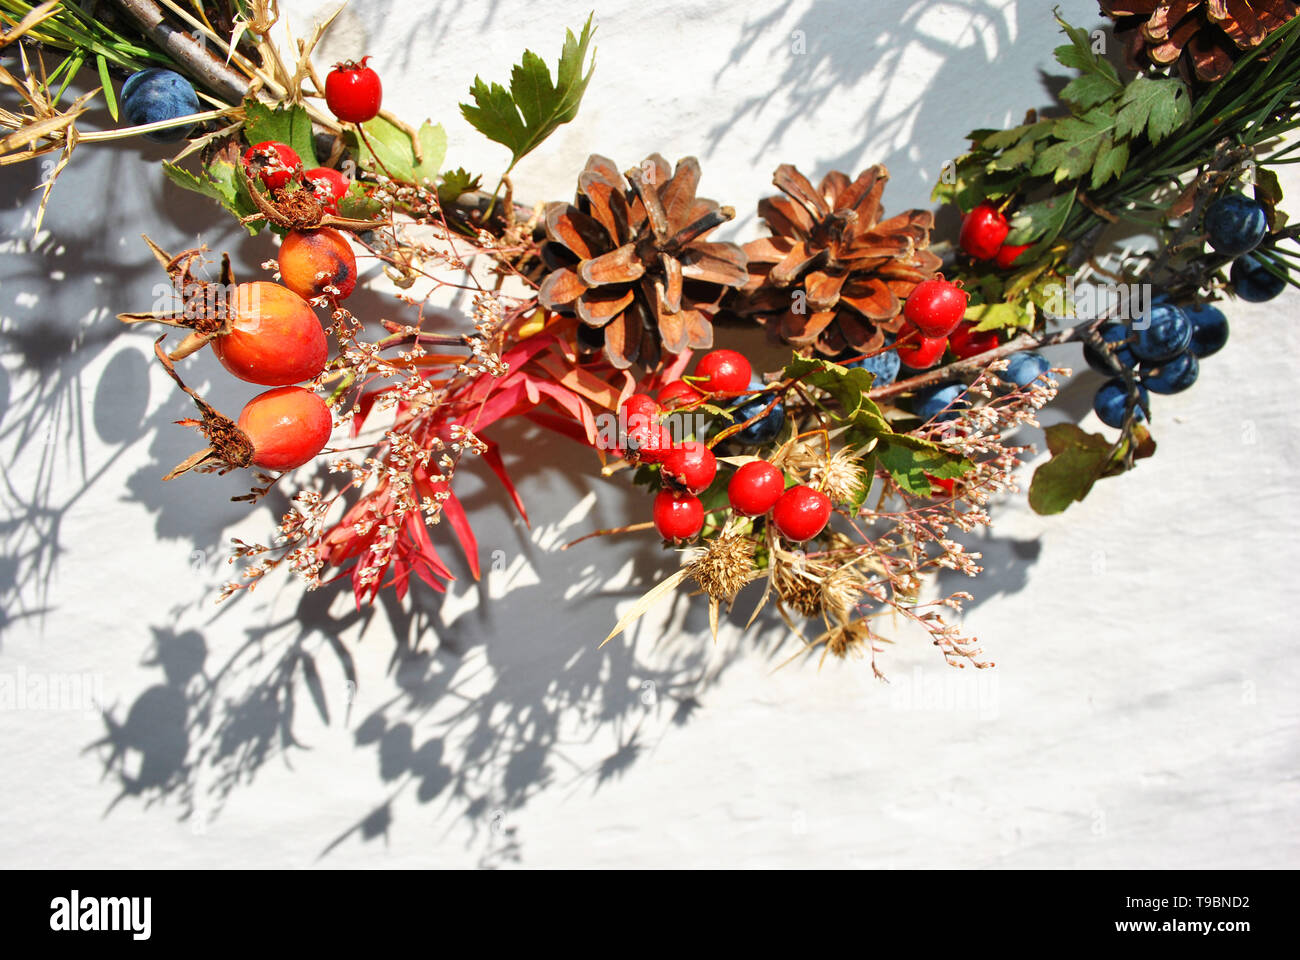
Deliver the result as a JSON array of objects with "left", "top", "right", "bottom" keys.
[
  {"left": 211, "top": 281, "right": 328, "bottom": 386},
  {"left": 278, "top": 228, "right": 358, "bottom": 302},
  {"left": 236, "top": 386, "right": 333, "bottom": 471}
]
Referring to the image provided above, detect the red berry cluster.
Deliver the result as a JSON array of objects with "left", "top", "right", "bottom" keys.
[
  {"left": 241, "top": 141, "right": 352, "bottom": 215},
  {"left": 959, "top": 202, "right": 1030, "bottom": 268}
]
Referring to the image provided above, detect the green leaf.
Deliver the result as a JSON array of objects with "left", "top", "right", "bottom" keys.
[
  {"left": 438, "top": 166, "right": 482, "bottom": 204},
  {"left": 353, "top": 117, "right": 446, "bottom": 186},
  {"left": 162, "top": 159, "right": 262, "bottom": 235},
  {"left": 981, "top": 121, "right": 1050, "bottom": 151},
  {"left": 96, "top": 54, "right": 118, "bottom": 121},
  {"left": 1114, "top": 76, "right": 1190, "bottom": 144},
  {"left": 1027, "top": 423, "right": 1112, "bottom": 514},
  {"left": 243, "top": 99, "right": 319, "bottom": 168},
  {"left": 877, "top": 442, "right": 974, "bottom": 497},
  {"left": 460, "top": 14, "right": 596, "bottom": 171},
  {"left": 1255, "top": 166, "right": 1286, "bottom": 229},
  {"left": 963, "top": 301, "right": 1029, "bottom": 332},
  {"left": 1061, "top": 71, "right": 1122, "bottom": 111},
  {"left": 1006, "top": 191, "right": 1076, "bottom": 246},
  {"left": 1031, "top": 108, "right": 1116, "bottom": 182},
  {"left": 337, "top": 180, "right": 382, "bottom": 220},
  {"left": 1090, "top": 136, "right": 1129, "bottom": 189}
]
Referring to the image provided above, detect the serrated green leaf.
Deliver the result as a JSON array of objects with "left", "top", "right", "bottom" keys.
[
  {"left": 981, "top": 121, "right": 1050, "bottom": 151},
  {"left": 459, "top": 14, "right": 596, "bottom": 171},
  {"left": 1062, "top": 71, "right": 1122, "bottom": 111},
  {"left": 1006, "top": 191, "right": 1076, "bottom": 246},
  {"left": 1028, "top": 423, "right": 1113, "bottom": 514},
  {"left": 1032, "top": 109, "right": 1116, "bottom": 182},
  {"left": 438, "top": 166, "right": 482, "bottom": 204},
  {"left": 243, "top": 99, "right": 319, "bottom": 168},
  {"left": 1090, "top": 136, "right": 1129, "bottom": 189},
  {"left": 963, "top": 301, "right": 1029, "bottom": 332},
  {"left": 989, "top": 136, "right": 1039, "bottom": 172},
  {"left": 1114, "top": 76, "right": 1190, "bottom": 144},
  {"left": 337, "top": 180, "right": 382, "bottom": 220},
  {"left": 877, "top": 442, "right": 974, "bottom": 496},
  {"left": 354, "top": 117, "right": 445, "bottom": 186},
  {"left": 162, "top": 159, "right": 262, "bottom": 235}
]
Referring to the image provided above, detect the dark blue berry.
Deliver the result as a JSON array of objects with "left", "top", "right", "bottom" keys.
[
  {"left": 1141, "top": 351, "right": 1199, "bottom": 395},
  {"left": 1084, "top": 321, "right": 1138, "bottom": 373},
  {"left": 1132, "top": 303, "right": 1192, "bottom": 364},
  {"left": 913, "top": 383, "right": 966, "bottom": 422},
  {"left": 846, "top": 348, "right": 901, "bottom": 387},
  {"left": 121, "top": 68, "right": 199, "bottom": 142},
  {"left": 1001, "top": 351, "right": 1050, "bottom": 388},
  {"left": 1183, "top": 303, "right": 1229, "bottom": 358},
  {"left": 1231, "top": 254, "right": 1288, "bottom": 303},
  {"left": 1205, "top": 193, "right": 1268, "bottom": 257},
  {"left": 1093, "top": 377, "right": 1148, "bottom": 429},
  {"left": 727, "top": 380, "right": 785, "bottom": 444}
]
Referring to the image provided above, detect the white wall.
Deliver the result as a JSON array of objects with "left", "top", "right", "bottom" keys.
[{"left": 0, "top": 0, "right": 1296, "bottom": 868}]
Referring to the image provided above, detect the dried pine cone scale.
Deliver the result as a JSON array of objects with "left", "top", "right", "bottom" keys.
[
  {"left": 1102, "top": 0, "right": 1298, "bottom": 83},
  {"left": 538, "top": 153, "right": 747, "bottom": 368},
  {"left": 740, "top": 163, "right": 940, "bottom": 357}
]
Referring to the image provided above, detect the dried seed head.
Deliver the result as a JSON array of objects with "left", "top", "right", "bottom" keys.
[
  {"left": 821, "top": 621, "right": 869, "bottom": 661},
  {"left": 820, "top": 564, "right": 866, "bottom": 623},
  {"left": 774, "top": 559, "right": 827, "bottom": 618},
  {"left": 814, "top": 446, "right": 866, "bottom": 506},
  {"left": 688, "top": 534, "right": 756, "bottom": 605}
]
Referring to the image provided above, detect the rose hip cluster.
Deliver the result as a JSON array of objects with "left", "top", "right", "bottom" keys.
[{"left": 616, "top": 349, "right": 832, "bottom": 546}]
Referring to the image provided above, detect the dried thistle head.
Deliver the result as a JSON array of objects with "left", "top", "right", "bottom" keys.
[
  {"left": 818, "top": 620, "right": 870, "bottom": 662},
  {"left": 773, "top": 550, "right": 836, "bottom": 618},
  {"left": 812, "top": 446, "right": 866, "bottom": 506},
  {"left": 819, "top": 563, "right": 866, "bottom": 624},
  {"left": 687, "top": 533, "right": 756, "bottom": 606}
]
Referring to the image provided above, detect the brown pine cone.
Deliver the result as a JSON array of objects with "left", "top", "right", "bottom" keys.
[
  {"left": 536, "top": 154, "right": 748, "bottom": 370},
  {"left": 1100, "top": 0, "right": 1299, "bottom": 84},
  {"left": 737, "top": 164, "right": 940, "bottom": 359}
]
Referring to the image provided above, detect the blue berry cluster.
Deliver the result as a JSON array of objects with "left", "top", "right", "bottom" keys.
[
  {"left": 1206, "top": 192, "right": 1288, "bottom": 302},
  {"left": 1085, "top": 301, "right": 1228, "bottom": 428},
  {"left": 724, "top": 379, "right": 786, "bottom": 445}
]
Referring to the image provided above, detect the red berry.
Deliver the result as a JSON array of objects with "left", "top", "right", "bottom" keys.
[
  {"left": 242, "top": 141, "right": 301, "bottom": 191},
  {"left": 658, "top": 379, "right": 701, "bottom": 408},
  {"left": 948, "top": 321, "right": 999, "bottom": 360},
  {"left": 894, "top": 324, "right": 948, "bottom": 369},
  {"left": 994, "top": 242, "right": 1031, "bottom": 269},
  {"left": 303, "top": 167, "right": 350, "bottom": 214},
  {"left": 903, "top": 277, "right": 968, "bottom": 337},
  {"left": 237, "top": 386, "right": 333, "bottom": 471},
  {"left": 212, "top": 282, "right": 328, "bottom": 386},
  {"left": 325, "top": 57, "right": 383, "bottom": 123},
  {"left": 727, "top": 460, "right": 785, "bottom": 517},
  {"left": 627, "top": 421, "right": 674, "bottom": 464},
  {"left": 621, "top": 392, "right": 660, "bottom": 422},
  {"left": 926, "top": 474, "right": 956, "bottom": 496},
  {"left": 771, "top": 485, "right": 832, "bottom": 542},
  {"left": 959, "top": 203, "right": 1009, "bottom": 260},
  {"left": 694, "top": 349, "right": 752, "bottom": 394},
  {"left": 653, "top": 489, "right": 704, "bottom": 541},
  {"left": 278, "top": 228, "right": 357, "bottom": 301},
  {"left": 661, "top": 440, "right": 717, "bottom": 495}
]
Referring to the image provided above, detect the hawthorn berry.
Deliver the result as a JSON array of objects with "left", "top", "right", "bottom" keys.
[
  {"left": 658, "top": 379, "right": 700, "bottom": 408},
  {"left": 948, "top": 322, "right": 999, "bottom": 360},
  {"left": 1093, "top": 377, "right": 1148, "bottom": 429},
  {"left": 1185, "top": 303, "right": 1229, "bottom": 358},
  {"left": 303, "top": 167, "right": 350, "bottom": 214},
  {"left": 212, "top": 282, "right": 328, "bottom": 386},
  {"left": 994, "top": 243, "right": 1031, "bottom": 269},
  {"left": 236, "top": 386, "right": 333, "bottom": 471},
  {"left": 1231, "top": 254, "right": 1288, "bottom": 302},
  {"left": 895, "top": 324, "right": 948, "bottom": 369},
  {"left": 904, "top": 277, "right": 967, "bottom": 338},
  {"left": 771, "top": 485, "right": 831, "bottom": 542},
  {"left": 927, "top": 474, "right": 956, "bottom": 496},
  {"left": 1205, "top": 193, "right": 1268, "bottom": 257},
  {"left": 653, "top": 489, "right": 704, "bottom": 541},
  {"left": 325, "top": 58, "right": 383, "bottom": 123},
  {"left": 727, "top": 460, "right": 785, "bottom": 517},
  {"left": 959, "top": 203, "right": 1009, "bottom": 260},
  {"left": 694, "top": 349, "right": 752, "bottom": 394},
  {"left": 242, "top": 141, "right": 302, "bottom": 191},
  {"left": 279, "top": 228, "right": 358, "bottom": 301},
  {"left": 661, "top": 440, "right": 717, "bottom": 495}
]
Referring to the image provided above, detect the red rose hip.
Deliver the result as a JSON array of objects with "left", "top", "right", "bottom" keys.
[
  {"left": 658, "top": 379, "right": 700, "bottom": 408},
  {"left": 653, "top": 489, "right": 704, "bottom": 541},
  {"left": 212, "top": 281, "right": 328, "bottom": 386},
  {"left": 959, "top": 203, "right": 1009, "bottom": 260},
  {"left": 772, "top": 484, "right": 832, "bottom": 542},
  {"left": 903, "top": 277, "right": 968, "bottom": 337},
  {"left": 303, "top": 167, "right": 350, "bottom": 214},
  {"left": 694, "top": 349, "right": 752, "bottom": 394},
  {"left": 661, "top": 440, "right": 717, "bottom": 495},
  {"left": 242, "top": 141, "right": 301, "bottom": 191},
  {"left": 727, "top": 460, "right": 785, "bottom": 517},
  {"left": 237, "top": 386, "right": 333, "bottom": 471}
]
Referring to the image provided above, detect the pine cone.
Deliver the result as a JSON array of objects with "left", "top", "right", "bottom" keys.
[
  {"left": 1100, "top": 0, "right": 1298, "bottom": 84},
  {"left": 536, "top": 154, "right": 748, "bottom": 369},
  {"left": 738, "top": 164, "right": 940, "bottom": 359}
]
